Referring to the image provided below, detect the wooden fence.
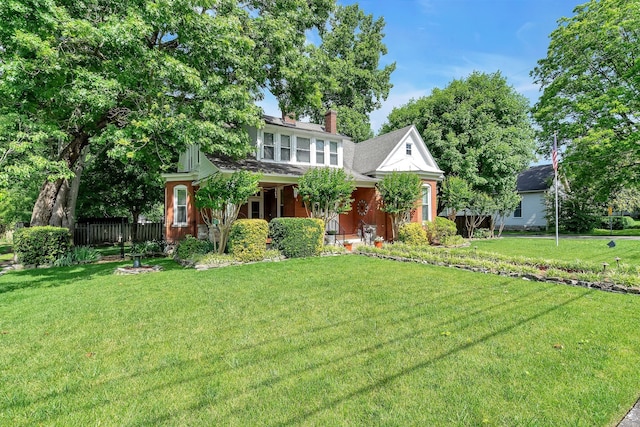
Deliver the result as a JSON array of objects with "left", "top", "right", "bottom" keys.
[{"left": 74, "top": 222, "right": 164, "bottom": 245}]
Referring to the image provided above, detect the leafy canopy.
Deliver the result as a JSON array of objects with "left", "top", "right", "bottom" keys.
[
  {"left": 195, "top": 171, "right": 261, "bottom": 254},
  {"left": 296, "top": 167, "right": 355, "bottom": 225},
  {"left": 376, "top": 171, "right": 423, "bottom": 240},
  {"left": 304, "top": 4, "right": 395, "bottom": 141},
  {"left": 531, "top": 0, "right": 640, "bottom": 203},
  {"left": 382, "top": 71, "right": 535, "bottom": 211}
]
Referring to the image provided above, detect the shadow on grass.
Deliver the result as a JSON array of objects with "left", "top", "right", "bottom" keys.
[{"left": 0, "top": 258, "right": 183, "bottom": 295}]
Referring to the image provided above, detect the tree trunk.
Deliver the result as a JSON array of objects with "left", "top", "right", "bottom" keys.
[
  {"left": 131, "top": 211, "right": 140, "bottom": 242},
  {"left": 30, "top": 134, "right": 90, "bottom": 238}
]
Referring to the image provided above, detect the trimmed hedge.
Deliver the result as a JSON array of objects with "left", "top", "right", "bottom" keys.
[
  {"left": 174, "top": 235, "right": 214, "bottom": 261},
  {"left": 269, "top": 218, "right": 324, "bottom": 258},
  {"left": 425, "top": 217, "right": 457, "bottom": 244},
  {"left": 228, "top": 219, "right": 269, "bottom": 262},
  {"left": 13, "top": 226, "right": 71, "bottom": 266},
  {"left": 397, "top": 222, "right": 429, "bottom": 245},
  {"left": 600, "top": 216, "right": 635, "bottom": 230}
]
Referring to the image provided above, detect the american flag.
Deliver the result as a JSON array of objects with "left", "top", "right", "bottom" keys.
[{"left": 552, "top": 133, "right": 558, "bottom": 173}]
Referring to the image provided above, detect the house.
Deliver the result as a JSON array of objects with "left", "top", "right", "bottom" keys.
[
  {"left": 502, "top": 164, "right": 555, "bottom": 231},
  {"left": 162, "top": 111, "right": 444, "bottom": 243}
]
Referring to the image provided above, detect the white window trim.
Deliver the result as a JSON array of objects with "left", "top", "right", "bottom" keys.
[
  {"left": 173, "top": 185, "right": 188, "bottom": 227},
  {"left": 422, "top": 184, "right": 432, "bottom": 222}
]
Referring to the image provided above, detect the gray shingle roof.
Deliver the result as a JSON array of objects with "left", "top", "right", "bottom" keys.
[
  {"left": 205, "top": 154, "right": 377, "bottom": 183},
  {"left": 351, "top": 125, "right": 413, "bottom": 174},
  {"left": 517, "top": 164, "right": 555, "bottom": 192},
  {"left": 263, "top": 115, "right": 351, "bottom": 138}
]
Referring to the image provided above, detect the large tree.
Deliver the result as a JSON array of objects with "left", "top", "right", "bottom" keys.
[
  {"left": 382, "top": 71, "right": 535, "bottom": 212},
  {"left": 305, "top": 4, "right": 395, "bottom": 141},
  {"left": 76, "top": 150, "right": 164, "bottom": 241},
  {"left": 0, "top": 0, "right": 334, "bottom": 231},
  {"left": 531, "top": 0, "right": 640, "bottom": 203}
]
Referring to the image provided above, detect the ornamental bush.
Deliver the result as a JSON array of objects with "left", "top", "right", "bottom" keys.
[
  {"left": 269, "top": 218, "right": 324, "bottom": 258},
  {"left": 174, "top": 235, "right": 214, "bottom": 261},
  {"left": 228, "top": 219, "right": 269, "bottom": 262},
  {"left": 13, "top": 226, "right": 71, "bottom": 266},
  {"left": 424, "top": 217, "right": 458, "bottom": 244},
  {"left": 397, "top": 222, "right": 428, "bottom": 246},
  {"left": 600, "top": 216, "right": 635, "bottom": 230}
]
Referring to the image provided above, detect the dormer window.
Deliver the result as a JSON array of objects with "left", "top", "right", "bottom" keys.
[
  {"left": 263, "top": 132, "right": 275, "bottom": 160},
  {"left": 316, "top": 139, "right": 325, "bottom": 164},
  {"left": 330, "top": 141, "right": 338, "bottom": 165},
  {"left": 297, "top": 137, "right": 311, "bottom": 163},
  {"left": 406, "top": 143, "right": 412, "bottom": 155},
  {"left": 280, "top": 135, "right": 291, "bottom": 161}
]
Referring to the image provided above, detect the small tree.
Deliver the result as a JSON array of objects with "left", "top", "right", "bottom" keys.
[
  {"left": 491, "top": 191, "right": 521, "bottom": 238},
  {"left": 296, "top": 167, "right": 356, "bottom": 226},
  {"left": 377, "top": 171, "right": 423, "bottom": 241},
  {"left": 465, "top": 192, "right": 494, "bottom": 239},
  {"left": 195, "top": 171, "right": 261, "bottom": 254},
  {"left": 440, "top": 176, "right": 472, "bottom": 220}
]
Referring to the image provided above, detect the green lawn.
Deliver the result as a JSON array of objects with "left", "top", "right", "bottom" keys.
[
  {"left": 1, "top": 256, "right": 639, "bottom": 425},
  {"left": 470, "top": 236, "right": 640, "bottom": 265}
]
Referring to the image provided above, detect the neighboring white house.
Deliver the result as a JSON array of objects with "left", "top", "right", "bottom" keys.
[{"left": 502, "top": 164, "right": 555, "bottom": 230}]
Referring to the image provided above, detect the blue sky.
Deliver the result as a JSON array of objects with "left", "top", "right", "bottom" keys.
[{"left": 260, "top": 0, "right": 582, "bottom": 135}]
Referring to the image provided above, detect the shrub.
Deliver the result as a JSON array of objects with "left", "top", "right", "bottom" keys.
[
  {"left": 13, "top": 226, "right": 71, "bottom": 266},
  {"left": 424, "top": 217, "right": 457, "bottom": 244},
  {"left": 600, "top": 216, "right": 635, "bottom": 230},
  {"left": 54, "top": 246, "right": 101, "bottom": 267},
  {"left": 131, "top": 240, "right": 165, "bottom": 255},
  {"left": 228, "top": 219, "right": 269, "bottom": 262},
  {"left": 397, "top": 222, "right": 428, "bottom": 246},
  {"left": 441, "top": 235, "right": 466, "bottom": 247},
  {"left": 473, "top": 228, "right": 491, "bottom": 239},
  {"left": 269, "top": 218, "right": 324, "bottom": 258},
  {"left": 174, "top": 235, "right": 214, "bottom": 261}
]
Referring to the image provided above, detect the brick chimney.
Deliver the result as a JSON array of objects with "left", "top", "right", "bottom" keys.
[
  {"left": 324, "top": 110, "right": 337, "bottom": 134},
  {"left": 282, "top": 111, "right": 296, "bottom": 125}
]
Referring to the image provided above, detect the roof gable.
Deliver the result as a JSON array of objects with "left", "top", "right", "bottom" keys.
[{"left": 351, "top": 125, "right": 443, "bottom": 178}]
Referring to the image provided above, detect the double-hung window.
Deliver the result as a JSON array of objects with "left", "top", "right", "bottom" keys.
[
  {"left": 514, "top": 201, "right": 522, "bottom": 218},
  {"left": 296, "top": 137, "right": 310, "bottom": 163},
  {"left": 316, "top": 139, "right": 325, "bottom": 164},
  {"left": 406, "top": 143, "right": 412, "bottom": 156},
  {"left": 422, "top": 184, "right": 431, "bottom": 222},
  {"left": 280, "top": 135, "right": 291, "bottom": 161},
  {"left": 329, "top": 141, "right": 338, "bottom": 166},
  {"left": 174, "top": 185, "right": 188, "bottom": 226},
  {"left": 263, "top": 132, "right": 275, "bottom": 160}
]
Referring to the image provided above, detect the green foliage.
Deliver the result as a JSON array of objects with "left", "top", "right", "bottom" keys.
[
  {"left": 228, "top": 219, "right": 269, "bottom": 263},
  {"left": 130, "top": 240, "right": 165, "bottom": 255},
  {"left": 441, "top": 235, "right": 466, "bottom": 247},
  {"left": 439, "top": 176, "right": 472, "bottom": 219},
  {"left": 546, "top": 188, "right": 601, "bottom": 234},
  {"left": 397, "top": 222, "right": 429, "bottom": 246},
  {"left": 383, "top": 72, "right": 535, "bottom": 201},
  {"left": 473, "top": 228, "right": 492, "bottom": 239},
  {"left": 531, "top": 0, "right": 640, "bottom": 204},
  {"left": 377, "top": 171, "right": 423, "bottom": 240},
  {"left": 13, "top": 226, "right": 71, "bottom": 266},
  {"left": 54, "top": 246, "right": 101, "bottom": 267},
  {"left": 297, "top": 167, "right": 355, "bottom": 224},
  {"left": 174, "top": 235, "right": 214, "bottom": 261},
  {"left": 77, "top": 150, "right": 165, "bottom": 228},
  {"left": 0, "top": 0, "right": 335, "bottom": 225},
  {"left": 269, "top": 218, "right": 324, "bottom": 258},
  {"left": 600, "top": 216, "right": 635, "bottom": 231},
  {"left": 195, "top": 171, "right": 261, "bottom": 253},
  {"left": 305, "top": 4, "right": 395, "bottom": 140},
  {"left": 425, "top": 217, "right": 458, "bottom": 244}
]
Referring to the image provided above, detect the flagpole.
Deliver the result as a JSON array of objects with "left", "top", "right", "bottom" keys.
[
  {"left": 555, "top": 168, "right": 559, "bottom": 247},
  {"left": 553, "top": 132, "right": 559, "bottom": 247}
]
